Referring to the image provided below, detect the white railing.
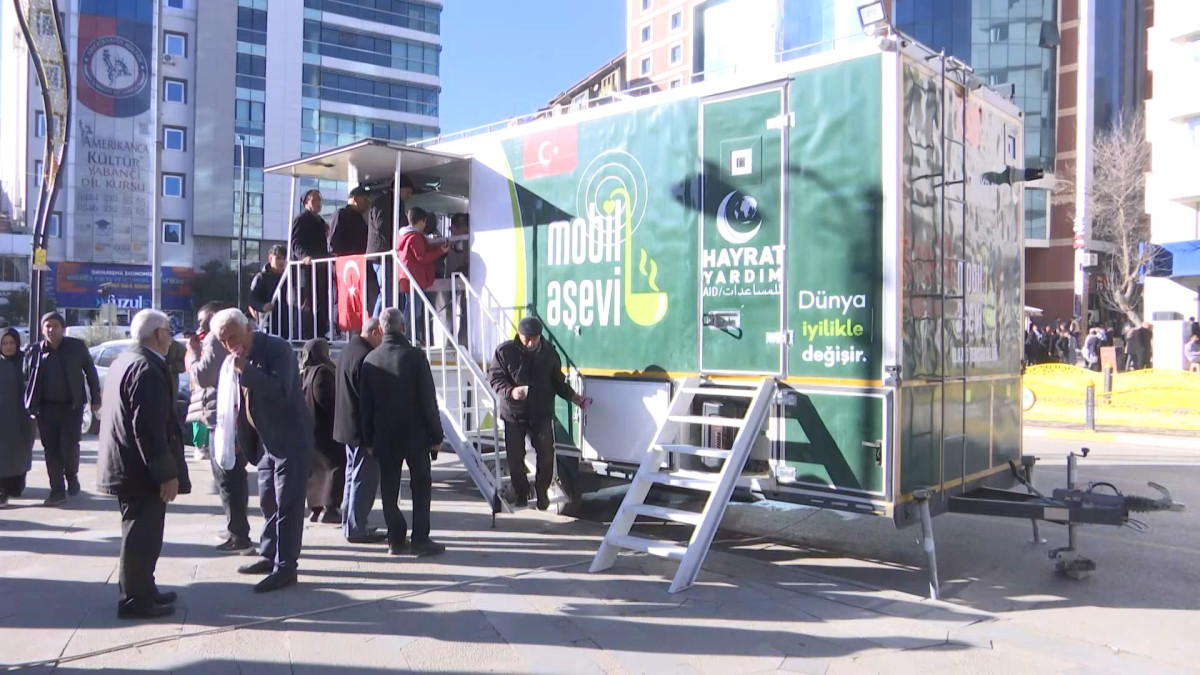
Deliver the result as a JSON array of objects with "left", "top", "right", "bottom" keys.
[{"left": 262, "top": 250, "right": 511, "bottom": 513}]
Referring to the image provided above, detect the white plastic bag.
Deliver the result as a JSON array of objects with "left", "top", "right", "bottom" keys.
[{"left": 214, "top": 355, "right": 240, "bottom": 470}]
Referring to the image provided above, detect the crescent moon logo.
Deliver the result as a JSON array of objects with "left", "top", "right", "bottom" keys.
[
  {"left": 537, "top": 140, "right": 555, "bottom": 166},
  {"left": 715, "top": 191, "right": 761, "bottom": 245}
]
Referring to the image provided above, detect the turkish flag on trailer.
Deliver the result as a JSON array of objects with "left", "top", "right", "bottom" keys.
[
  {"left": 522, "top": 124, "right": 578, "bottom": 179},
  {"left": 336, "top": 255, "right": 367, "bottom": 332}
]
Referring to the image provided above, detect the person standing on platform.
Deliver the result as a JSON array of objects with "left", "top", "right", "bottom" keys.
[
  {"left": 290, "top": 190, "right": 331, "bottom": 339},
  {"left": 367, "top": 177, "right": 413, "bottom": 318},
  {"left": 24, "top": 312, "right": 101, "bottom": 506}
]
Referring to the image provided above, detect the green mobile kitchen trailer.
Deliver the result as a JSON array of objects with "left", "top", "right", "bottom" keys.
[{"left": 266, "top": 34, "right": 1178, "bottom": 595}]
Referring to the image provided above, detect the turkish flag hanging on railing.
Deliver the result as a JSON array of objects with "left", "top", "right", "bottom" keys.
[{"left": 336, "top": 255, "right": 367, "bottom": 332}]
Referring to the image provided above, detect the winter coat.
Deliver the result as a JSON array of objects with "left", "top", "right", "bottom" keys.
[
  {"left": 290, "top": 210, "right": 330, "bottom": 261},
  {"left": 488, "top": 337, "right": 579, "bottom": 424},
  {"left": 185, "top": 332, "right": 228, "bottom": 427},
  {"left": 333, "top": 335, "right": 373, "bottom": 447},
  {"left": 396, "top": 225, "right": 446, "bottom": 293},
  {"left": 0, "top": 329, "right": 34, "bottom": 479},
  {"left": 250, "top": 263, "right": 283, "bottom": 313},
  {"left": 300, "top": 338, "right": 340, "bottom": 464},
  {"left": 359, "top": 334, "right": 442, "bottom": 457},
  {"left": 24, "top": 335, "right": 101, "bottom": 412},
  {"left": 96, "top": 346, "right": 191, "bottom": 497},
  {"left": 236, "top": 332, "right": 314, "bottom": 464},
  {"left": 328, "top": 206, "right": 368, "bottom": 255},
  {"left": 366, "top": 192, "right": 402, "bottom": 254}
]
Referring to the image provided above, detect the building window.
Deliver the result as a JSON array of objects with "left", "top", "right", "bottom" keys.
[
  {"left": 164, "top": 31, "right": 187, "bottom": 57},
  {"left": 1025, "top": 188, "right": 1048, "bottom": 240},
  {"left": 1189, "top": 117, "right": 1200, "bottom": 148},
  {"left": 1191, "top": 38, "right": 1200, "bottom": 63},
  {"left": 989, "top": 25, "right": 1008, "bottom": 43},
  {"left": 670, "top": 11, "right": 682, "bottom": 30},
  {"left": 640, "top": 25, "right": 651, "bottom": 44},
  {"left": 167, "top": 0, "right": 183, "bottom": 7},
  {"left": 164, "top": 126, "right": 186, "bottom": 151},
  {"left": 301, "top": 20, "right": 440, "bottom": 75},
  {"left": 162, "top": 174, "right": 185, "bottom": 198},
  {"left": 670, "top": 44, "right": 682, "bottom": 64},
  {"left": 237, "top": 6, "right": 268, "bottom": 45},
  {"left": 640, "top": 57, "right": 651, "bottom": 76},
  {"left": 235, "top": 98, "right": 266, "bottom": 135},
  {"left": 300, "top": 107, "right": 436, "bottom": 152},
  {"left": 233, "top": 144, "right": 266, "bottom": 168},
  {"left": 670, "top": 79, "right": 682, "bottom": 89},
  {"left": 641, "top": 0, "right": 651, "bottom": 11},
  {"left": 47, "top": 212, "right": 61, "bottom": 238},
  {"left": 164, "top": 78, "right": 186, "bottom": 103},
  {"left": 162, "top": 221, "right": 184, "bottom": 244},
  {"left": 231, "top": 239, "right": 261, "bottom": 269},
  {"left": 34, "top": 111, "right": 46, "bottom": 137},
  {"left": 236, "top": 52, "right": 267, "bottom": 90},
  {"left": 301, "top": 0, "right": 440, "bottom": 35},
  {"left": 301, "top": 65, "right": 438, "bottom": 116},
  {"left": 33, "top": 160, "right": 42, "bottom": 187}
]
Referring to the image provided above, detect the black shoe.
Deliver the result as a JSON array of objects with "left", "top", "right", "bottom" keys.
[
  {"left": 389, "top": 540, "right": 410, "bottom": 556},
  {"left": 348, "top": 529, "right": 388, "bottom": 544},
  {"left": 154, "top": 591, "right": 178, "bottom": 605},
  {"left": 253, "top": 569, "right": 297, "bottom": 593},
  {"left": 309, "top": 508, "right": 321, "bottom": 523},
  {"left": 514, "top": 497, "right": 529, "bottom": 508},
  {"left": 536, "top": 493, "right": 550, "bottom": 511},
  {"left": 216, "top": 537, "right": 255, "bottom": 553},
  {"left": 409, "top": 538, "right": 446, "bottom": 557},
  {"left": 66, "top": 477, "right": 81, "bottom": 496},
  {"left": 0, "top": 492, "right": 7, "bottom": 507},
  {"left": 320, "top": 507, "right": 342, "bottom": 524},
  {"left": 118, "top": 601, "right": 175, "bottom": 620},
  {"left": 43, "top": 491, "right": 66, "bottom": 507},
  {"left": 237, "top": 558, "right": 274, "bottom": 575}
]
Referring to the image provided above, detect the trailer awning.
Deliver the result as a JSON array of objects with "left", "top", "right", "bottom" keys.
[
  {"left": 1146, "top": 240, "right": 1200, "bottom": 289},
  {"left": 264, "top": 138, "right": 469, "bottom": 196}
]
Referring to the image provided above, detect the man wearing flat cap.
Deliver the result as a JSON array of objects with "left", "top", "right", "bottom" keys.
[
  {"left": 328, "top": 187, "right": 370, "bottom": 256},
  {"left": 488, "top": 316, "right": 591, "bottom": 511}
]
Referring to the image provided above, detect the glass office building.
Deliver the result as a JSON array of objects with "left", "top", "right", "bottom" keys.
[{"left": 894, "top": 0, "right": 1058, "bottom": 241}]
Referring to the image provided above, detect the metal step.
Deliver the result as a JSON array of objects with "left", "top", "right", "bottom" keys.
[
  {"left": 679, "top": 386, "right": 758, "bottom": 397},
  {"left": 667, "top": 414, "right": 747, "bottom": 428},
  {"left": 606, "top": 534, "right": 687, "bottom": 561},
  {"left": 642, "top": 471, "right": 719, "bottom": 491},
  {"left": 654, "top": 444, "right": 732, "bottom": 459},
  {"left": 628, "top": 504, "right": 705, "bottom": 526}
]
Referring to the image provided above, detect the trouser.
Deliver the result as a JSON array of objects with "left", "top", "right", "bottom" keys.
[
  {"left": 378, "top": 447, "right": 432, "bottom": 545},
  {"left": 118, "top": 495, "right": 166, "bottom": 605},
  {"left": 298, "top": 266, "right": 330, "bottom": 340},
  {"left": 398, "top": 290, "right": 427, "bottom": 343},
  {"left": 0, "top": 474, "right": 26, "bottom": 497},
  {"left": 208, "top": 429, "right": 250, "bottom": 541},
  {"left": 371, "top": 260, "right": 392, "bottom": 318},
  {"left": 342, "top": 444, "right": 380, "bottom": 540},
  {"left": 37, "top": 403, "right": 83, "bottom": 493},
  {"left": 258, "top": 449, "right": 310, "bottom": 572},
  {"left": 503, "top": 418, "right": 580, "bottom": 502}
]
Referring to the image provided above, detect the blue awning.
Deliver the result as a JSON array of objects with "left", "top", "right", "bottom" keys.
[{"left": 1146, "top": 240, "right": 1200, "bottom": 288}]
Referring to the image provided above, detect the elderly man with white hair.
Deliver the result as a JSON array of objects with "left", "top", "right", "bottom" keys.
[
  {"left": 211, "top": 307, "right": 314, "bottom": 593},
  {"left": 96, "top": 309, "right": 192, "bottom": 620}
]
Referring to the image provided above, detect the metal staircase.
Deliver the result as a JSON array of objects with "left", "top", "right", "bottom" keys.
[{"left": 589, "top": 376, "right": 776, "bottom": 593}]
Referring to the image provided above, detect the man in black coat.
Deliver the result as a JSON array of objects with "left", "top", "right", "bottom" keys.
[
  {"left": 334, "top": 317, "right": 386, "bottom": 544},
  {"left": 290, "top": 189, "right": 330, "bottom": 339},
  {"left": 96, "top": 309, "right": 191, "bottom": 620},
  {"left": 24, "top": 311, "right": 101, "bottom": 505},
  {"left": 250, "top": 244, "right": 287, "bottom": 336},
  {"left": 328, "top": 187, "right": 370, "bottom": 256},
  {"left": 213, "top": 308, "right": 314, "bottom": 593},
  {"left": 367, "top": 176, "right": 413, "bottom": 317},
  {"left": 360, "top": 308, "right": 445, "bottom": 557},
  {"left": 488, "top": 317, "right": 590, "bottom": 511}
]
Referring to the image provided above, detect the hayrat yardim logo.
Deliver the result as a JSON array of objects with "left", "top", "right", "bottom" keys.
[
  {"left": 81, "top": 36, "right": 148, "bottom": 99},
  {"left": 715, "top": 190, "right": 762, "bottom": 245}
]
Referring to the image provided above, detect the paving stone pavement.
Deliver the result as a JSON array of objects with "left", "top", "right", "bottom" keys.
[{"left": 0, "top": 441, "right": 1192, "bottom": 674}]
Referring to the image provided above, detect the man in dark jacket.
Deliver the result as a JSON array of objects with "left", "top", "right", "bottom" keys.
[
  {"left": 186, "top": 301, "right": 253, "bottom": 553},
  {"left": 290, "top": 189, "right": 330, "bottom": 339},
  {"left": 213, "top": 308, "right": 314, "bottom": 593},
  {"left": 334, "top": 317, "right": 386, "bottom": 543},
  {"left": 360, "top": 308, "right": 445, "bottom": 557},
  {"left": 328, "top": 187, "right": 370, "bottom": 256},
  {"left": 1126, "top": 322, "right": 1153, "bottom": 370},
  {"left": 24, "top": 311, "right": 101, "bottom": 506},
  {"left": 367, "top": 177, "right": 413, "bottom": 318},
  {"left": 488, "top": 317, "right": 590, "bottom": 511},
  {"left": 250, "top": 244, "right": 286, "bottom": 335},
  {"left": 96, "top": 309, "right": 191, "bottom": 620}
]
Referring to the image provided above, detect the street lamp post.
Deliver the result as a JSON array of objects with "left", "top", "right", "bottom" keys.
[{"left": 237, "top": 134, "right": 248, "bottom": 310}]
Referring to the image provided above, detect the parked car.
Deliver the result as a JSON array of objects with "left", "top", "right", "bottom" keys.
[{"left": 83, "top": 338, "right": 191, "bottom": 439}]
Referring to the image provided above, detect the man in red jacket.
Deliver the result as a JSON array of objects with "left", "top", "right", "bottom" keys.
[{"left": 396, "top": 207, "right": 448, "bottom": 346}]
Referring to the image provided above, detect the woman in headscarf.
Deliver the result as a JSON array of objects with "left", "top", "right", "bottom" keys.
[
  {"left": 300, "top": 338, "right": 344, "bottom": 524},
  {"left": 0, "top": 328, "right": 34, "bottom": 506}
]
